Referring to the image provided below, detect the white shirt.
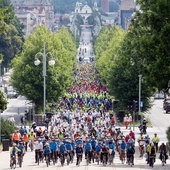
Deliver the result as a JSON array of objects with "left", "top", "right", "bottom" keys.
[{"left": 34, "top": 141, "right": 43, "bottom": 150}]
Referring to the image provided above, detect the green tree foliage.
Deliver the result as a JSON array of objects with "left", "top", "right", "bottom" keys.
[
  {"left": 131, "top": 0, "right": 170, "bottom": 90},
  {"left": 52, "top": 0, "right": 100, "bottom": 13},
  {"left": 94, "top": 0, "right": 170, "bottom": 111},
  {"left": 0, "top": 90, "right": 7, "bottom": 110},
  {"left": 94, "top": 26, "right": 125, "bottom": 84},
  {"left": 166, "top": 127, "right": 170, "bottom": 145},
  {"left": 52, "top": 0, "right": 77, "bottom": 14},
  {"left": 11, "top": 26, "right": 77, "bottom": 112},
  {"left": 0, "top": 0, "right": 24, "bottom": 67},
  {"left": 1, "top": 118, "right": 17, "bottom": 139}
]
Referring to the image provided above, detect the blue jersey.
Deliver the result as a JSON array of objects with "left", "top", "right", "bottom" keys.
[
  {"left": 84, "top": 143, "right": 92, "bottom": 152},
  {"left": 90, "top": 140, "right": 97, "bottom": 150},
  {"left": 44, "top": 147, "right": 51, "bottom": 154},
  {"left": 59, "top": 145, "right": 66, "bottom": 153},
  {"left": 95, "top": 145, "right": 102, "bottom": 152},
  {"left": 71, "top": 142, "right": 75, "bottom": 149},
  {"left": 65, "top": 143, "right": 73, "bottom": 151},
  {"left": 120, "top": 142, "right": 126, "bottom": 150},
  {"left": 17, "top": 145, "right": 24, "bottom": 153},
  {"left": 50, "top": 141, "right": 57, "bottom": 151},
  {"left": 108, "top": 142, "right": 115, "bottom": 150},
  {"left": 76, "top": 147, "right": 83, "bottom": 155}
]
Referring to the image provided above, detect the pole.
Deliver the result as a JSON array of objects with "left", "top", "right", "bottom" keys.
[
  {"left": 138, "top": 75, "right": 142, "bottom": 118},
  {"left": 43, "top": 43, "right": 46, "bottom": 115},
  {"left": 133, "top": 110, "right": 135, "bottom": 131}
]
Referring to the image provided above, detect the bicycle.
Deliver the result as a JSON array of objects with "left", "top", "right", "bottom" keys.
[
  {"left": 77, "top": 154, "right": 82, "bottom": 166},
  {"left": 161, "top": 153, "right": 166, "bottom": 166},
  {"left": 10, "top": 155, "right": 16, "bottom": 169},
  {"left": 66, "top": 152, "right": 70, "bottom": 165},
  {"left": 95, "top": 152, "right": 100, "bottom": 165},
  {"left": 17, "top": 152, "right": 23, "bottom": 168},
  {"left": 60, "top": 153, "right": 65, "bottom": 166},
  {"left": 46, "top": 154, "right": 50, "bottom": 167},
  {"left": 120, "top": 150, "right": 126, "bottom": 164},
  {"left": 102, "top": 153, "right": 107, "bottom": 166},
  {"left": 29, "top": 140, "right": 34, "bottom": 152},
  {"left": 149, "top": 155, "right": 155, "bottom": 168},
  {"left": 51, "top": 150, "right": 57, "bottom": 165},
  {"left": 86, "top": 152, "right": 89, "bottom": 165},
  {"left": 128, "top": 154, "right": 134, "bottom": 167},
  {"left": 108, "top": 150, "right": 115, "bottom": 165}
]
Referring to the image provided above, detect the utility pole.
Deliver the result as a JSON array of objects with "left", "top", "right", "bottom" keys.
[{"left": 138, "top": 75, "right": 142, "bottom": 119}]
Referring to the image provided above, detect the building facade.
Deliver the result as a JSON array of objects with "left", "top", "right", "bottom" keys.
[
  {"left": 119, "top": 0, "right": 136, "bottom": 29},
  {"left": 101, "top": 0, "right": 109, "bottom": 13},
  {"left": 10, "top": 0, "right": 54, "bottom": 36}
]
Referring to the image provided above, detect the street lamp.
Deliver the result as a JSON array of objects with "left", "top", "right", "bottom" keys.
[
  {"left": 34, "top": 42, "right": 55, "bottom": 115},
  {"left": 138, "top": 74, "right": 142, "bottom": 116}
]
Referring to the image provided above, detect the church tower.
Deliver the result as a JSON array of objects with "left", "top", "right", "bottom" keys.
[{"left": 75, "top": 1, "right": 81, "bottom": 13}]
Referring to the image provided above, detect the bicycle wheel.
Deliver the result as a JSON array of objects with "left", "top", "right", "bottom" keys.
[
  {"left": 37, "top": 154, "right": 40, "bottom": 166},
  {"left": 86, "top": 156, "right": 89, "bottom": 166},
  {"left": 46, "top": 156, "right": 49, "bottom": 167},
  {"left": 103, "top": 155, "right": 106, "bottom": 166},
  {"left": 162, "top": 155, "right": 165, "bottom": 166},
  {"left": 18, "top": 157, "right": 22, "bottom": 168}
]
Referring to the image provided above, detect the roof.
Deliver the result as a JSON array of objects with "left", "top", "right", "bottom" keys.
[{"left": 120, "top": 0, "right": 136, "bottom": 10}]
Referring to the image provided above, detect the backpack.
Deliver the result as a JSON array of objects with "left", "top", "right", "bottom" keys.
[{"left": 151, "top": 147, "right": 155, "bottom": 154}]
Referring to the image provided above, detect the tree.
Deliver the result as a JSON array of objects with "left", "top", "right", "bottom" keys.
[
  {"left": 11, "top": 26, "right": 77, "bottom": 113},
  {"left": 0, "top": 0, "right": 24, "bottom": 68},
  {"left": 1, "top": 118, "right": 17, "bottom": 139},
  {"left": 0, "top": 90, "right": 7, "bottom": 110},
  {"left": 130, "top": 0, "right": 170, "bottom": 91}
]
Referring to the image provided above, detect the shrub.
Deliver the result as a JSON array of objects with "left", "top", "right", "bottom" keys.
[{"left": 1, "top": 118, "right": 18, "bottom": 139}]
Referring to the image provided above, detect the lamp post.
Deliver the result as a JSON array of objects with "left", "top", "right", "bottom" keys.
[{"left": 34, "top": 43, "right": 55, "bottom": 115}]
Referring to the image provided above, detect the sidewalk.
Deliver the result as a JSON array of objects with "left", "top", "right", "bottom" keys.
[{"left": 0, "top": 147, "right": 170, "bottom": 170}]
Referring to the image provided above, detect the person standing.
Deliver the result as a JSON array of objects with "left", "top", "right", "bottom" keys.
[
  {"left": 127, "top": 114, "right": 132, "bottom": 129},
  {"left": 124, "top": 115, "right": 128, "bottom": 129}
]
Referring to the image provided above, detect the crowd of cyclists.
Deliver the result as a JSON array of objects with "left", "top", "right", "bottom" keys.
[{"left": 9, "top": 61, "right": 169, "bottom": 168}]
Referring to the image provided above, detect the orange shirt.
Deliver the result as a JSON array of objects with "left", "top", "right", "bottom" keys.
[
  {"left": 13, "top": 133, "right": 19, "bottom": 140},
  {"left": 22, "top": 134, "right": 28, "bottom": 142}
]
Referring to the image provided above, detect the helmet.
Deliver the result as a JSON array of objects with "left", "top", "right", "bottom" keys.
[
  {"left": 13, "top": 143, "right": 17, "bottom": 146},
  {"left": 46, "top": 143, "right": 49, "bottom": 146},
  {"left": 151, "top": 142, "right": 154, "bottom": 146}
]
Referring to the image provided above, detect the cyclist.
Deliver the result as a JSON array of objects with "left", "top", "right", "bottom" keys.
[
  {"left": 95, "top": 141, "right": 102, "bottom": 161},
  {"left": 10, "top": 143, "right": 21, "bottom": 166},
  {"left": 84, "top": 140, "right": 92, "bottom": 163},
  {"left": 65, "top": 141, "right": 73, "bottom": 161},
  {"left": 44, "top": 143, "right": 51, "bottom": 164},
  {"left": 50, "top": 138, "right": 58, "bottom": 163},
  {"left": 108, "top": 139, "right": 115, "bottom": 158},
  {"left": 22, "top": 132, "right": 28, "bottom": 152},
  {"left": 75, "top": 143, "right": 83, "bottom": 165},
  {"left": 148, "top": 142, "right": 156, "bottom": 166},
  {"left": 28, "top": 131, "right": 35, "bottom": 151},
  {"left": 59, "top": 142, "right": 67, "bottom": 164},
  {"left": 120, "top": 140, "right": 126, "bottom": 161},
  {"left": 159, "top": 143, "right": 168, "bottom": 163},
  {"left": 100, "top": 143, "right": 109, "bottom": 164},
  {"left": 126, "top": 142, "right": 135, "bottom": 165},
  {"left": 17, "top": 141, "right": 25, "bottom": 161},
  {"left": 138, "top": 136, "right": 145, "bottom": 157},
  {"left": 12, "top": 131, "right": 20, "bottom": 145},
  {"left": 152, "top": 133, "right": 159, "bottom": 152},
  {"left": 34, "top": 138, "right": 43, "bottom": 163}
]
